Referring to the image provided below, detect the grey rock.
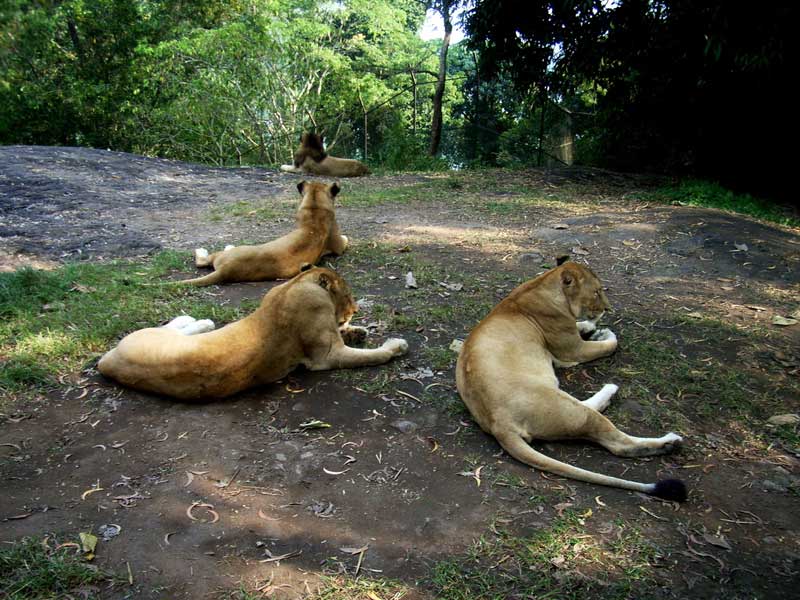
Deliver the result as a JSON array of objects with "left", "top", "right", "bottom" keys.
[{"left": 391, "top": 419, "right": 418, "bottom": 434}]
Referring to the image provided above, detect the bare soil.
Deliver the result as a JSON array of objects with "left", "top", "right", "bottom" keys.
[{"left": 1, "top": 146, "right": 799, "bottom": 599}]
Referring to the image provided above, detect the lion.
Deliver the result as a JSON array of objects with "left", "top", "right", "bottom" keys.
[
  {"left": 177, "top": 180, "right": 348, "bottom": 286},
  {"left": 455, "top": 259, "right": 687, "bottom": 501},
  {"left": 97, "top": 265, "right": 409, "bottom": 399},
  {"left": 280, "top": 133, "right": 369, "bottom": 177}
]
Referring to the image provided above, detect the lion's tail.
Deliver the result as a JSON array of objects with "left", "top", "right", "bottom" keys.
[
  {"left": 169, "top": 270, "right": 225, "bottom": 287},
  {"left": 495, "top": 431, "right": 687, "bottom": 501}
]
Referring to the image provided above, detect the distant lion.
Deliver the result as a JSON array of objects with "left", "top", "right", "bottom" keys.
[
  {"left": 98, "top": 265, "right": 408, "bottom": 399},
  {"left": 176, "top": 181, "right": 348, "bottom": 286},
  {"left": 280, "top": 133, "right": 369, "bottom": 178},
  {"left": 456, "top": 259, "right": 687, "bottom": 501}
]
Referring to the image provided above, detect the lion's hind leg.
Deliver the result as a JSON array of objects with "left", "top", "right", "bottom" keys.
[
  {"left": 543, "top": 389, "right": 682, "bottom": 458},
  {"left": 163, "top": 315, "right": 196, "bottom": 331},
  {"left": 581, "top": 383, "right": 618, "bottom": 413},
  {"left": 162, "top": 315, "right": 216, "bottom": 336},
  {"left": 195, "top": 248, "right": 215, "bottom": 267}
]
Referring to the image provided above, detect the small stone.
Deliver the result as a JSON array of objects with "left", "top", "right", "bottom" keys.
[
  {"left": 761, "top": 480, "right": 788, "bottom": 493},
  {"left": 391, "top": 419, "right": 418, "bottom": 434},
  {"left": 767, "top": 414, "right": 800, "bottom": 426}
]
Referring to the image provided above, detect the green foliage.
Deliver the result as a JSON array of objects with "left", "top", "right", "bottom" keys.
[
  {"left": 649, "top": 180, "right": 799, "bottom": 226},
  {"left": 0, "top": 537, "right": 113, "bottom": 599}
]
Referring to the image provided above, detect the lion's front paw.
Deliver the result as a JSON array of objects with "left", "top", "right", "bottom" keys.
[
  {"left": 660, "top": 432, "right": 683, "bottom": 453},
  {"left": 577, "top": 320, "right": 597, "bottom": 336},
  {"left": 590, "top": 328, "right": 617, "bottom": 343},
  {"left": 341, "top": 325, "right": 368, "bottom": 345},
  {"left": 383, "top": 338, "right": 409, "bottom": 356}
]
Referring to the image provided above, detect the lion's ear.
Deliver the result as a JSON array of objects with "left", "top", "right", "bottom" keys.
[
  {"left": 300, "top": 262, "right": 313, "bottom": 272},
  {"left": 318, "top": 272, "right": 332, "bottom": 290},
  {"left": 561, "top": 270, "right": 574, "bottom": 287},
  {"left": 330, "top": 182, "right": 340, "bottom": 197},
  {"left": 297, "top": 181, "right": 307, "bottom": 195},
  {"left": 556, "top": 255, "right": 570, "bottom": 266}
]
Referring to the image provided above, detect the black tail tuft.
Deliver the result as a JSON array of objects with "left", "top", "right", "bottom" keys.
[{"left": 652, "top": 478, "right": 687, "bottom": 502}]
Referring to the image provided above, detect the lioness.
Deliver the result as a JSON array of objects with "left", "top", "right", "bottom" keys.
[
  {"left": 178, "top": 181, "right": 348, "bottom": 286},
  {"left": 98, "top": 265, "right": 408, "bottom": 399},
  {"left": 280, "top": 133, "right": 369, "bottom": 177},
  {"left": 456, "top": 260, "right": 687, "bottom": 501}
]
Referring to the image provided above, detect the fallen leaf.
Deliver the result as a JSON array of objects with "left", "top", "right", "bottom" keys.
[
  {"left": 339, "top": 545, "right": 369, "bottom": 555},
  {"left": 733, "top": 243, "right": 748, "bottom": 252},
  {"left": 186, "top": 502, "right": 219, "bottom": 523},
  {"left": 438, "top": 281, "right": 463, "bottom": 291},
  {"left": 571, "top": 246, "right": 590, "bottom": 255},
  {"left": 449, "top": 339, "right": 464, "bottom": 354},
  {"left": 323, "top": 467, "right": 350, "bottom": 476},
  {"left": 79, "top": 532, "right": 98, "bottom": 558},
  {"left": 554, "top": 502, "right": 573, "bottom": 516},
  {"left": 299, "top": 419, "right": 330, "bottom": 430},
  {"left": 81, "top": 485, "right": 104, "bottom": 501},
  {"left": 702, "top": 532, "right": 732, "bottom": 550},
  {"left": 405, "top": 271, "right": 418, "bottom": 289},
  {"left": 259, "top": 549, "right": 301, "bottom": 563},
  {"left": 772, "top": 315, "right": 798, "bottom": 326}
]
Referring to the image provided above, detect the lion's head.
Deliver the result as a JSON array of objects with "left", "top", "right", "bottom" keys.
[
  {"left": 296, "top": 180, "right": 339, "bottom": 211},
  {"left": 559, "top": 262, "right": 611, "bottom": 321},
  {"left": 298, "top": 264, "right": 358, "bottom": 326},
  {"left": 293, "top": 133, "right": 327, "bottom": 167}
]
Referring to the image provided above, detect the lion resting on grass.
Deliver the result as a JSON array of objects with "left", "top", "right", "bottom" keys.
[
  {"left": 456, "top": 259, "right": 687, "bottom": 501},
  {"left": 177, "top": 181, "right": 349, "bottom": 286},
  {"left": 280, "top": 133, "right": 369, "bottom": 177},
  {"left": 98, "top": 265, "right": 408, "bottom": 399}
]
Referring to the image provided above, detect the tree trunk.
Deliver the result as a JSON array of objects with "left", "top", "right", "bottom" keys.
[
  {"left": 429, "top": 1, "right": 453, "bottom": 156},
  {"left": 411, "top": 69, "right": 417, "bottom": 137},
  {"left": 358, "top": 88, "right": 368, "bottom": 161}
]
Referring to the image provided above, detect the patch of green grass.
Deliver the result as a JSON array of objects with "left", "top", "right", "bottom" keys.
[
  {"left": 0, "top": 537, "right": 114, "bottom": 599},
  {"left": 307, "top": 574, "right": 413, "bottom": 599},
  {"left": 208, "top": 199, "right": 286, "bottom": 223},
  {"left": 647, "top": 179, "right": 799, "bottom": 227},
  {"left": 610, "top": 312, "right": 799, "bottom": 434},
  {"left": 422, "top": 345, "right": 455, "bottom": 371},
  {"left": 429, "top": 512, "right": 660, "bottom": 600},
  {"left": 0, "top": 253, "right": 247, "bottom": 397}
]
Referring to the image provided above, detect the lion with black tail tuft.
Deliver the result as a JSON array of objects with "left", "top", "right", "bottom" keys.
[{"left": 456, "top": 259, "right": 687, "bottom": 501}]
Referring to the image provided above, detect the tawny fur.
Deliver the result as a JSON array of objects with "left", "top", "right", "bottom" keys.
[
  {"left": 178, "top": 181, "right": 348, "bottom": 286},
  {"left": 98, "top": 267, "right": 408, "bottom": 399},
  {"left": 456, "top": 262, "right": 686, "bottom": 497},
  {"left": 280, "top": 133, "right": 369, "bottom": 177}
]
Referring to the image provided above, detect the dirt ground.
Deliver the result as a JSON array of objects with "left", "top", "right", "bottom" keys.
[{"left": 1, "top": 146, "right": 799, "bottom": 599}]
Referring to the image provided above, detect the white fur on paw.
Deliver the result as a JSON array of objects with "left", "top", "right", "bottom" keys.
[
  {"left": 602, "top": 383, "right": 619, "bottom": 397},
  {"left": 224, "top": 244, "right": 235, "bottom": 252},
  {"left": 576, "top": 320, "right": 597, "bottom": 335},
  {"left": 660, "top": 432, "right": 683, "bottom": 452},
  {"left": 195, "top": 248, "right": 209, "bottom": 260},
  {"left": 280, "top": 164, "right": 300, "bottom": 173},
  {"left": 164, "top": 315, "right": 196, "bottom": 330},
  {"left": 181, "top": 319, "right": 216, "bottom": 335},
  {"left": 590, "top": 328, "right": 617, "bottom": 343},
  {"left": 384, "top": 338, "right": 409, "bottom": 356}
]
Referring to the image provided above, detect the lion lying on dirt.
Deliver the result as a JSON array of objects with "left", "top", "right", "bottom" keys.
[
  {"left": 177, "top": 181, "right": 348, "bottom": 286},
  {"left": 98, "top": 265, "right": 408, "bottom": 399},
  {"left": 456, "top": 260, "right": 687, "bottom": 501},
  {"left": 280, "top": 133, "right": 369, "bottom": 177}
]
